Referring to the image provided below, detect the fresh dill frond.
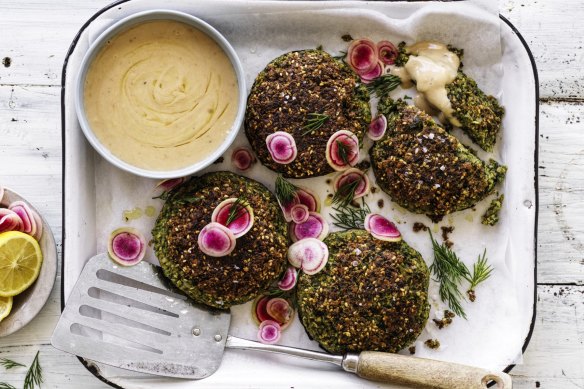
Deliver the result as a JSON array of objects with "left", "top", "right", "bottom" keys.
[
  {"left": 330, "top": 199, "right": 371, "bottom": 230},
  {"left": 302, "top": 113, "right": 330, "bottom": 135},
  {"left": 275, "top": 175, "right": 297, "bottom": 204},
  {"left": 0, "top": 383, "right": 16, "bottom": 389},
  {"left": 365, "top": 74, "right": 401, "bottom": 99},
  {"left": 225, "top": 196, "right": 249, "bottom": 227},
  {"left": 0, "top": 358, "right": 25, "bottom": 370},
  {"left": 23, "top": 351, "right": 42, "bottom": 389},
  {"left": 428, "top": 231, "right": 471, "bottom": 319},
  {"left": 465, "top": 249, "right": 493, "bottom": 301},
  {"left": 332, "top": 179, "right": 360, "bottom": 208}
]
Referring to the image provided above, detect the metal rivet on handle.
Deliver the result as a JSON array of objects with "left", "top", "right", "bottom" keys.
[
  {"left": 214, "top": 334, "right": 222, "bottom": 342},
  {"left": 192, "top": 328, "right": 201, "bottom": 336}
]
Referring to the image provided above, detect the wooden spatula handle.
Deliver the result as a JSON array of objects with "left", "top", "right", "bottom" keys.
[{"left": 353, "top": 351, "right": 512, "bottom": 389}]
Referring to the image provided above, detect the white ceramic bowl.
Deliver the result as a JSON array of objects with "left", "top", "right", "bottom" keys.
[
  {"left": 0, "top": 188, "right": 57, "bottom": 337},
  {"left": 75, "top": 10, "right": 246, "bottom": 179}
]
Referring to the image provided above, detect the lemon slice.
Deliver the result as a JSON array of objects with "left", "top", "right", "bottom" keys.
[
  {"left": 0, "top": 296, "right": 13, "bottom": 321},
  {"left": 0, "top": 231, "right": 43, "bottom": 297}
]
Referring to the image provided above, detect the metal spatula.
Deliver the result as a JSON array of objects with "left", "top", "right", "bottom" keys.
[{"left": 51, "top": 254, "right": 512, "bottom": 389}]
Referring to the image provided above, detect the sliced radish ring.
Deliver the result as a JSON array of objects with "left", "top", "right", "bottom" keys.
[
  {"left": 278, "top": 195, "right": 300, "bottom": 223},
  {"left": 9, "top": 201, "right": 35, "bottom": 235},
  {"left": 252, "top": 295, "right": 272, "bottom": 324},
  {"left": 266, "top": 131, "right": 297, "bottom": 164},
  {"left": 333, "top": 168, "right": 371, "bottom": 200},
  {"left": 360, "top": 60, "right": 384, "bottom": 84},
  {"left": 211, "top": 198, "right": 254, "bottom": 238},
  {"left": 197, "top": 222, "right": 236, "bottom": 257},
  {"left": 368, "top": 114, "right": 388, "bottom": 141},
  {"left": 296, "top": 187, "right": 320, "bottom": 212},
  {"left": 326, "top": 130, "right": 359, "bottom": 171},
  {"left": 155, "top": 177, "right": 185, "bottom": 192},
  {"left": 364, "top": 214, "right": 402, "bottom": 242},
  {"left": 108, "top": 227, "right": 146, "bottom": 266},
  {"left": 278, "top": 266, "right": 299, "bottom": 291},
  {"left": 290, "top": 204, "right": 309, "bottom": 224},
  {"left": 377, "top": 40, "right": 399, "bottom": 65},
  {"left": 347, "top": 38, "right": 378, "bottom": 75},
  {"left": 231, "top": 147, "right": 256, "bottom": 171},
  {"left": 31, "top": 210, "right": 43, "bottom": 241},
  {"left": 258, "top": 320, "right": 281, "bottom": 344},
  {"left": 287, "top": 238, "right": 329, "bottom": 275},
  {"left": 290, "top": 212, "right": 329, "bottom": 242},
  {"left": 0, "top": 209, "right": 23, "bottom": 234},
  {"left": 267, "top": 298, "right": 294, "bottom": 327}
]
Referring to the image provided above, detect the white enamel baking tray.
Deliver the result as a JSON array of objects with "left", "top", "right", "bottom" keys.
[{"left": 61, "top": 1, "right": 538, "bottom": 387}]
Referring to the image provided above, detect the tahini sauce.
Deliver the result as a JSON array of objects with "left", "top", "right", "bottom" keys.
[
  {"left": 84, "top": 20, "right": 238, "bottom": 171},
  {"left": 394, "top": 42, "right": 462, "bottom": 127}
]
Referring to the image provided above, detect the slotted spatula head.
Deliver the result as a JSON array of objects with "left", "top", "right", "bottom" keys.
[{"left": 51, "top": 253, "right": 231, "bottom": 379}]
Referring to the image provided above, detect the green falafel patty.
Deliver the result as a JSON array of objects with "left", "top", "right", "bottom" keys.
[
  {"left": 245, "top": 50, "right": 371, "bottom": 178},
  {"left": 395, "top": 42, "right": 504, "bottom": 152},
  {"left": 297, "top": 230, "right": 430, "bottom": 354},
  {"left": 152, "top": 172, "right": 289, "bottom": 309},
  {"left": 370, "top": 98, "right": 506, "bottom": 220}
]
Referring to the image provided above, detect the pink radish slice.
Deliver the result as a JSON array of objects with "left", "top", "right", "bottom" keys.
[
  {"left": 108, "top": 227, "right": 146, "bottom": 266},
  {"left": 325, "top": 130, "right": 359, "bottom": 171},
  {"left": 368, "top": 114, "right": 388, "bottom": 141},
  {"left": 211, "top": 198, "right": 254, "bottom": 238},
  {"left": 197, "top": 222, "right": 236, "bottom": 257},
  {"left": 252, "top": 295, "right": 272, "bottom": 324},
  {"left": 333, "top": 168, "right": 371, "bottom": 199},
  {"left": 360, "top": 60, "right": 384, "bottom": 84},
  {"left": 296, "top": 187, "right": 320, "bottom": 212},
  {"left": 364, "top": 214, "right": 402, "bottom": 242},
  {"left": 290, "top": 204, "right": 309, "bottom": 224},
  {"left": 9, "top": 201, "right": 34, "bottom": 234},
  {"left": 0, "top": 209, "right": 22, "bottom": 233},
  {"left": 347, "top": 38, "right": 378, "bottom": 75},
  {"left": 155, "top": 177, "right": 185, "bottom": 191},
  {"left": 258, "top": 320, "right": 281, "bottom": 344},
  {"left": 266, "top": 298, "right": 294, "bottom": 327},
  {"left": 278, "top": 266, "right": 298, "bottom": 291},
  {"left": 290, "top": 212, "right": 329, "bottom": 242},
  {"left": 287, "top": 238, "right": 329, "bottom": 275},
  {"left": 31, "top": 210, "right": 43, "bottom": 241},
  {"left": 278, "top": 195, "right": 300, "bottom": 223},
  {"left": 231, "top": 147, "right": 256, "bottom": 171},
  {"left": 377, "top": 40, "right": 399, "bottom": 65},
  {"left": 266, "top": 131, "right": 297, "bottom": 164}
]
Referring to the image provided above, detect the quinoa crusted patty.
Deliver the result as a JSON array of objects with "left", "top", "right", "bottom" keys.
[
  {"left": 245, "top": 50, "right": 371, "bottom": 178},
  {"left": 395, "top": 42, "right": 504, "bottom": 152},
  {"left": 297, "top": 230, "right": 430, "bottom": 354},
  {"left": 370, "top": 98, "right": 506, "bottom": 220},
  {"left": 152, "top": 172, "right": 289, "bottom": 309}
]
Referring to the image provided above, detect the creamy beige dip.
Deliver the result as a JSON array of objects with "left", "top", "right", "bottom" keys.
[
  {"left": 392, "top": 41, "right": 462, "bottom": 127},
  {"left": 84, "top": 20, "right": 238, "bottom": 171}
]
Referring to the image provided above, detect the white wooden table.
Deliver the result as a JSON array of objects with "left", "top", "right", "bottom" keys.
[{"left": 0, "top": 1, "right": 582, "bottom": 388}]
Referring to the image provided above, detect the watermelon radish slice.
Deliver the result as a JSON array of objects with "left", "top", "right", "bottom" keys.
[
  {"left": 9, "top": 201, "right": 35, "bottom": 235},
  {"left": 211, "top": 198, "right": 254, "bottom": 238},
  {"left": 252, "top": 295, "right": 295, "bottom": 330},
  {"left": 155, "top": 177, "right": 185, "bottom": 192},
  {"left": 290, "top": 212, "right": 329, "bottom": 242},
  {"left": 278, "top": 266, "right": 298, "bottom": 291},
  {"left": 258, "top": 320, "right": 281, "bottom": 344},
  {"left": 290, "top": 204, "right": 309, "bottom": 224},
  {"left": 377, "top": 40, "right": 399, "bottom": 65},
  {"left": 333, "top": 168, "right": 371, "bottom": 200},
  {"left": 231, "top": 147, "right": 256, "bottom": 171},
  {"left": 296, "top": 187, "right": 320, "bottom": 212},
  {"left": 347, "top": 38, "right": 378, "bottom": 75},
  {"left": 326, "top": 130, "right": 359, "bottom": 171},
  {"left": 0, "top": 209, "right": 22, "bottom": 234},
  {"left": 360, "top": 60, "right": 384, "bottom": 84},
  {"left": 364, "top": 213, "right": 402, "bottom": 242},
  {"left": 266, "top": 131, "right": 297, "bottom": 164},
  {"left": 368, "top": 114, "right": 388, "bottom": 141},
  {"left": 287, "top": 238, "right": 329, "bottom": 275},
  {"left": 108, "top": 227, "right": 146, "bottom": 266},
  {"left": 197, "top": 222, "right": 237, "bottom": 257}
]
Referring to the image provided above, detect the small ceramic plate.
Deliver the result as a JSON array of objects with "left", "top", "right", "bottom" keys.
[{"left": 0, "top": 188, "right": 57, "bottom": 337}]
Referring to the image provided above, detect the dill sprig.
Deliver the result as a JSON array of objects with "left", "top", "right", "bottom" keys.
[
  {"left": 336, "top": 140, "right": 351, "bottom": 165},
  {"left": 0, "top": 383, "right": 16, "bottom": 389},
  {"left": 465, "top": 249, "right": 493, "bottom": 301},
  {"left": 275, "top": 175, "right": 297, "bottom": 204},
  {"left": 428, "top": 231, "right": 471, "bottom": 319},
  {"left": 332, "top": 179, "right": 360, "bottom": 208},
  {"left": 365, "top": 74, "right": 401, "bottom": 99},
  {"left": 302, "top": 113, "right": 330, "bottom": 136},
  {"left": 0, "top": 358, "right": 25, "bottom": 370},
  {"left": 330, "top": 199, "right": 371, "bottom": 230},
  {"left": 23, "top": 351, "right": 42, "bottom": 389},
  {"left": 225, "top": 196, "right": 249, "bottom": 226}
]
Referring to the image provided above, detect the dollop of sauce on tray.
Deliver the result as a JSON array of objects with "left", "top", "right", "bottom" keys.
[
  {"left": 391, "top": 41, "right": 462, "bottom": 127},
  {"left": 84, "top": 20, "right": 238, "bottom": 171}
]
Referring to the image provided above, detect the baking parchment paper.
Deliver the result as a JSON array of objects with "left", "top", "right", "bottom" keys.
[{"left": 87, "top": 0, "right": 526, "bottom": 380}]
